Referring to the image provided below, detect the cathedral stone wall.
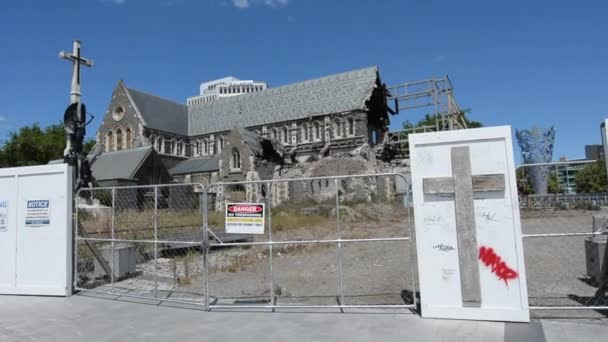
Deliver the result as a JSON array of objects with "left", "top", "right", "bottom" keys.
[{"left": 98, "top": 85, "right": 144, "bottom": 152}]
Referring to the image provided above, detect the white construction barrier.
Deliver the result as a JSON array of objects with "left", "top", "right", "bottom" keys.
[{"left": 0, "top": 164, "right": 72, "bottom": 296}]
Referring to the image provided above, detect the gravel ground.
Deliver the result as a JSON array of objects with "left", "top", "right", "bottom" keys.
[{"left": 86, "top": 208, "right": 608, "bottom": 319}]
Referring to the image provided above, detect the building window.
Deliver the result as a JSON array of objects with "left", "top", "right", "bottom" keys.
[
  {"left": 157, "top": 136, "right": 164, "bottom": 153},
  {"left": 203, "top": 139, "right": 209, "bottom": 155},
  {"left": 282, "top": 126, "right": 289, "bottom": 144},
  {"left": 177, "top": 140, "right": 184, "bottom": 156},
  {"left": 116, "top": 128, "right": 123, "bottom": 150},
  {"left": 125, "top": 127, "right": 133, "bottom": 149},
  {"left": 301, "top": 123, "right": 309, "bottom": 142},
  {"left": 347, "top": 117, "right": 354, "bottom": 136},
  {"left": 231, "top": 148, "right": 241, "bottom": 170},
  {"left": 171, "top": 139, "right": 177, "bottom": 155},
  {"left": 106, "top": 130, "right": 114, "bottom": 152},
  {"left": 313, "top": 121, "right": 322, "bottom": 141},
  {"left": 112, "top": 106, "right": 125, "bottom": 122},
  {"left": 271, "top": 128, "right": 278, "bottom": 141},
  {"left": 333, "top": 119, "right": 342, "bottom": 138},
  {"left": 217, "top": 136, "right": 224, "bottom": 153}
]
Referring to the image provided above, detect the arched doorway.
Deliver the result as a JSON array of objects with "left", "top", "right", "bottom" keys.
[{"left": 226, "top": 184, "right": 246, "bottom": 202}]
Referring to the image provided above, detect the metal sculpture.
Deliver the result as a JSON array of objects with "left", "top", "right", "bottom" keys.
[{"left": 516, "top": 126, "right": 555, "bottom": 195}]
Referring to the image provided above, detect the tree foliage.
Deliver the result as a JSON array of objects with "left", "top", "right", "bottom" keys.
[
  {"left": 402, "top": 109, "right": 483, "bottom": 130},
  {"left": 575, "top": 161, "right": 608, "bottom": 193},
  {"left": 0, "top": 123, "right": 95, "bottom": 168}
]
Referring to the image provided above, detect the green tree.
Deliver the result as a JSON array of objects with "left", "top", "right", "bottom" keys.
[
  {"left": 516, "top": 168, "right": 533, "bottom": 195},
  {"left": 402, "top": 109, "right": 483, "bottom": 130},
  {"left": 548, "top": 172, "right": 563, "bottom": 194},
  {"left": 575, "top": 161, "right": 608, "bottom": 193},
  {"left": 0, "top": 123, "right": 95, "bottom": 167}
]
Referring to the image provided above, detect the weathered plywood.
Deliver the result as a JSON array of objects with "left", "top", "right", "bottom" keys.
[
  {"left": 451, "top": 146, "right": 482, "bottom": 306},
  {"left": 423, "top": 175, "right": 505, "bottom": 195}
]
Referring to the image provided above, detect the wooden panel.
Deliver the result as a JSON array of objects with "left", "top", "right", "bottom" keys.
[
  {"left": 451, "top": 146, "right": 482, "bottom": 306},
  {"left": 423, "top": 177, "right": 454, "bottom": 194},
  {"left": 472, "top": 174, "right": 505, "bottom": 192},
  {"left": 424, "top": 174, "right": 505, "bottom": 195}
]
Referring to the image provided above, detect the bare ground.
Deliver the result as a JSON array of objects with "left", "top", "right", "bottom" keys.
[{"left": 88, "top": 207, "right": 608, "bottom": 319}]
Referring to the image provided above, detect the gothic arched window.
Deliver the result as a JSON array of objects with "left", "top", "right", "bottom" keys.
[
  {"left": 106, "top": 130, "right": 114, "bottom": 152},
  {"left": 157, "top": 136, "right": 164, "bottom": 153},
  {"left": 231, "top": 148, "right": 241, "bottom": 170},
  {"left": 125, "top": 127, "right": 133, "bottom": 149},
  {"left": 333, "top": 119, "right": 342, "bottom": 138},
  {"left": 282, "top": 126, "right": 289, "bottom": 144},
  {"left": 171, "top": 139, "right": 177, "bottom": 155},
  {"left": 271, "top": 128, "right": 278, "bottom": 141},
  {"left": 217, "top": 136, "right": 224, "bottom": 154},
  {"left": 313, "top": 121, "right": 322, "bottom": 141},
  {"left": 115, "top": 128, "right": 123, "bottom": 150},
  {"left": 347, "top": 117, "right": 354, "bottom": 136},
  {"left": 301, "top": 123, "right": 309, "bottom": 142}
]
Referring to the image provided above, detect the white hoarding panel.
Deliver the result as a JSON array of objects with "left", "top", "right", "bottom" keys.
[
  {"left": 410, "top": 126, "right": 529, "bottom": 322},
  {"left": 0, "top": 164, "right": 72, "bottom": 296}
]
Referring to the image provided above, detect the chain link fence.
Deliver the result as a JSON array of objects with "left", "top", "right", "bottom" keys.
[
  {"left": 75, "top": 173, "right": 417, "bottom": 311},
  {"left": 75, "top": 183, "right": 207, "bottom": 305},
  {"left": 522, "top": 213, "right": 608, "bottom": 319}
]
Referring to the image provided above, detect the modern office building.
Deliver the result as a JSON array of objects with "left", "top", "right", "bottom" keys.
[{"left": 187, "top": 77, "right": 268, "bottom": 105}]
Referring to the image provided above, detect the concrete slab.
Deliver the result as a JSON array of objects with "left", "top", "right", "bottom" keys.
[{"left": 0, "top": 295, "right": 605, "bottom": 342}]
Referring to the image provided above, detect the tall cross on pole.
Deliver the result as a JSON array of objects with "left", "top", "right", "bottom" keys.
[
  {"left": 59, "top": 40, "right": 93, "bottom": 105},
  {"left": 59, "top": 40, "right": 93, "bottom": 158}
]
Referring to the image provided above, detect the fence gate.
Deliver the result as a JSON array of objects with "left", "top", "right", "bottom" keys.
[{"left": 74, "top": 173, "right": 417, "bottom": 311}]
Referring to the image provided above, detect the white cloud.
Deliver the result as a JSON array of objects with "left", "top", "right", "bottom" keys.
[
  {"left": 102, "top": 0, "right": 126, "bottom": 5},
  {"left": 0, "top": 116, "right": 5, "bottom": 122},
  {"left": 231, "top": 0, "right": 289, "bottom": 9}
]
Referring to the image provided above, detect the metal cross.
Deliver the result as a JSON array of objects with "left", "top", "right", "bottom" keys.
[
  {"left": 423, "top": 146, "right": 505, "bottom": 307},
  {"left": 59, "top": 40, "right": 93, "bottom": 104}
]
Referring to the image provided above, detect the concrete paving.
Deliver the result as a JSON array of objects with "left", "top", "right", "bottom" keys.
[{"left": 0, "top": 295, "right": 606, "bottom": 342}]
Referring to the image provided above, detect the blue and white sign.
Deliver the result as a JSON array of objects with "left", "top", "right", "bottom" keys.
[
  {"left": 0, "top": 200, "right": 7, "bottom": 231},
  {"left": 25, "top": 200, "right": 51, "bottom": 227}
]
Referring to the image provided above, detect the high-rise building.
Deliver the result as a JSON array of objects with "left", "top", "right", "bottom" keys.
[{"left": 187, "top": 77, "right": 268, "bottom": 105}]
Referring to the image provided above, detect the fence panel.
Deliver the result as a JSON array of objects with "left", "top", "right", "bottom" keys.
[
  {"left": 522, "top": 213, "right": 608, "bottom": 319},
  {"left": 75, "top": 183, "right": 207, "bottom": 306},
  {"left": 204, "top": 173, "right": 416, "bottom": 310}
]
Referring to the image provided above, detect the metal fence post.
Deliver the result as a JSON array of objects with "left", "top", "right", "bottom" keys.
[
  {"left": 267, "top": 181, "right": 275, "bottom": 306},
  {"left": 111, "top": 188, "right": 116, "bottom": 290},
  {"left": 334, "top": 178, "right": 345, "bottom": 306},
  {"left": 404, "top": 176, "right": 418, "bottom": 310},
  {"left": 73, "top": 189, "right": 80, "bottom": 293},
  {"left": 154, "top": 186, "right": 158, "bottom": 298},
  {"left": 202, "top": 185, "right": 210, "bottom": 311}
]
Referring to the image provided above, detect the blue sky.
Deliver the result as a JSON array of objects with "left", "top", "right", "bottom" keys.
[{"left": 0, "top": 0, "right": 606, "bottom": 160}]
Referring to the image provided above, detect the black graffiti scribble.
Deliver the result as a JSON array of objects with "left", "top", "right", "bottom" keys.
[
  {"left": 482, "top": 211, "right": 497, "bottom": 222},
  {"left": 433, "top": 243, "right": 455, "bottom": 252}
]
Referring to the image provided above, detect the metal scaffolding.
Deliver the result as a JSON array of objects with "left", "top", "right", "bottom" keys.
[{"left": 384, "top": 76, "right": 466, "bottom": 158}]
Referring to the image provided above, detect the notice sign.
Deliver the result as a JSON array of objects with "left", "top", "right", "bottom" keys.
[
  {"left": 225, "top": 203, "right": 265, "bottom": 234},
  {"left": 25, "top": 200, "right": 51, "bottom": 227},
  {"left": 0, "top": 200, "right": 7, "bottom": 232}
]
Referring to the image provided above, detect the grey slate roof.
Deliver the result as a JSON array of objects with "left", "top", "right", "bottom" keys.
[
  {"left": 188, "top": 66, "right": 379, "bottom": 136},
  {"left": 91, "top": 146, "right": 153, "bottom": 181},
  {"left": 170, "top": 156, "right": 220, "bottom": 175},
  {"left": 127, "top": 87, "right": 189, "bottom": 136}
]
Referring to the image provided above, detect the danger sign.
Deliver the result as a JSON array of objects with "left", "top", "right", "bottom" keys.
[{"left": 225, "top": 203, "right": 265, "bottom": 235}]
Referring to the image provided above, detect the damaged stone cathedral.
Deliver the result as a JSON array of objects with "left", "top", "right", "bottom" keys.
[{"left": 90, "top": 66, "right": 405, "bottom": 209}]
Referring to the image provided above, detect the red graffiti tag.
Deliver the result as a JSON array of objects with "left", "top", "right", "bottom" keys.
[{"left": 478, "top": 246, "right": 518, "bottom": 285}]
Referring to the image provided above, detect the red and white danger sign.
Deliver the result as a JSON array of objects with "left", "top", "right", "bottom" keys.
[{"left": 225, "top": 203, "right": 265, "bottom": 234}]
